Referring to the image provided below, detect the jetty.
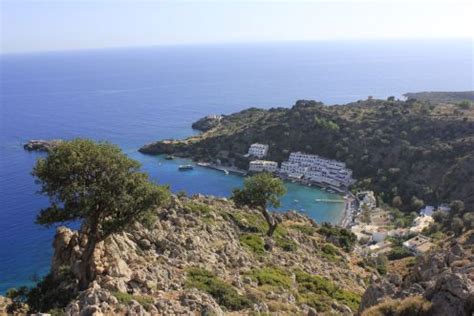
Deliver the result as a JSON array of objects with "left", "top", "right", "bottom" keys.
[{"left": 197, "top": 162, "right": 247, "bottom": 176}]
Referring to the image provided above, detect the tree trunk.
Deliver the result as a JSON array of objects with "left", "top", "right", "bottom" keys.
[
  {"left": 78, "top": 236, "right": 97, "bottom": 290},
  {"left": 78, "top": 216, "right": 100, "bottom": 290},
  {"left": 260, "top": 207, "right": 278, "bottom": 237}
]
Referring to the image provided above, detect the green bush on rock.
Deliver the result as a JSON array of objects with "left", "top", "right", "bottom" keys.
[{"left": 185, "top": 268, "right": 252, "bottom": 311}]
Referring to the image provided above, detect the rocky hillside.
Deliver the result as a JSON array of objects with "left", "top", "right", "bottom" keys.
[
  {"left": 18, "top": 195, "right": 369, "bottom": 315},
  {"left": 360, "top": 230, "right": 474, "bottom": 316},
  {"left": 140, "top": 97, "right": 474, "bottom": 210}
]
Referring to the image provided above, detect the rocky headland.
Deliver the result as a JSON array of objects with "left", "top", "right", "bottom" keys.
[{"left": 24, "top": 139, "right": 63, "bottom": 152}]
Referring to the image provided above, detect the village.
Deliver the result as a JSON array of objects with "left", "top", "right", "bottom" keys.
[
  {"left": 245, "top": 143, "right": 448, "bottom": 261},
  {"left": 246, "top": 143, "right": 356, "bottom": 190}
]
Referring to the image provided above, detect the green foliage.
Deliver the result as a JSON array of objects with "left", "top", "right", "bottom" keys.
[
  {"left": 6, "top": 287, "right": 29, "bottom": 314},
  {"left": 295, "top": 270, "right": 361, "bottom": 312},
  {"left": 32, "top": 139, "right": 171, "bottom": 288},
  {"left": 112, "top": 292, "right": 154, "bottom": 307},
  {"left": 387, "top": 246, "right": 413, "bottom": 260},
  {"left": 231, "top": 211, "right": 268, "bottom": 233},
  {"left": 275, "top": 236, "right": 298, "bottom": 252},
  {"left": 289, "top": 224, "right": 317, "bottom": 235},
  {"left": 239, "top": 233, "right": 265, "bottom": 254},
  {"left": 247, "top": 267, "right": 292, "bottom": 290},
  {"left": 178, "top": 97, "right": 474, "bottom": 212},
  {"left": 458, "top": 100, "right": 472, "bottom": 110},
  {"left": 185, "top": 201, "right": 213, "bottom": 215},
  {"left": 432, "top": 200, "right": 471, "bottom": 236},
  {"left": 185, "top": 201, "right": 215, "bottom": 224},
  {"left": 391, "top": 209, "right": 417, "bottom": 228},
  {"left": 360, "top": 255, "right": 388, "bottom": 275},
  {"left": 362, "top": 296, "right": 432, "bottom": 316},
  {"left": 232, "top": 173, "right": 286, "bottom": 236},
  {"left": 321, "top": 243, "right": 340, "bottom": 256},
  {"left": 314, "top": 116, "right": 340, "bottom": 131},
  {"left": 318, "top": 222, "right": 357, "bottom": 252},
  {"left": 185, "top": 268, "right": 252, "bottom": 311},
  {"left": 392, "top": 196, "right": 403, "bottom": 208},
  {"left": 33, "top": 139, "right": 171, "bottom": 237},
  {"left": 6, "top": 268, "right": 76, "bottom": 314},
  {"left": 231, "top": 173, "right": 286, "bottom": 211}
]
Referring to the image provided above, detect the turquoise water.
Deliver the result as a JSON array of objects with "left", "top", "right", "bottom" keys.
[
  {"left": 1, "top": 40, "right": 472, "bottom": 293},
  {"left": 133, "top": 154, "right": 344, "bottom": 222}
]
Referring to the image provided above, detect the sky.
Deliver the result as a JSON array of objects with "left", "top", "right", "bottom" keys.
[{"left": 1, "top": 0, "right": 473, "bottom": 54}]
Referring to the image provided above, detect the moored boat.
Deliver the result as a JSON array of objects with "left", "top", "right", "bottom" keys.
[{"left": 178, "top": 164, "right": 194, "bottom": 171}]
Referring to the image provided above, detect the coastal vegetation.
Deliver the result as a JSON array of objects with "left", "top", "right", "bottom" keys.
[{"left": 140, "top": 95, "right": 474, "bottom": 212}]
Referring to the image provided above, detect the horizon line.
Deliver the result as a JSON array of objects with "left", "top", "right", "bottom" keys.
[{"left": 1, "top": 37, "right": 472, "bottom": 57}]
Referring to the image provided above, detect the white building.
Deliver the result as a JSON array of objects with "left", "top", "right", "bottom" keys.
[
  {"left": 249, "top": 160, "right": 278, "bottom": 173},
  {"left": 279, "top": 152, "right": 355, "bottom": 187},
  {"left": 247, "top": 143, "right": 269, "bottom": 158},
  {"left": 420, "top": 206, "right": 435, "bottom": 217},
  {"left": 403, "top": 235, "right": 434, "bottom": 255},
  {"left": 358, "top": 191, "right": 377, "bottom": 210},
  {"left": 372, "top": 229, "right": 388, "bottom": 243}
]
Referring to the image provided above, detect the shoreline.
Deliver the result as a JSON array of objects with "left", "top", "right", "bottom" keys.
[
  {"left": 195, "top": 160, "right": 351, "bottom": 226},
  {"left": 339, "top": 192, "right": 357, "bottom": 228}
]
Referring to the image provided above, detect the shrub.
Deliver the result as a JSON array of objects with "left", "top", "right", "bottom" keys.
[
  {"left": 387, "top": 246, "right": 413, "bottom": 260},
  {"left": 185, "top": 268, "right": 252, "bottom": 311},
  {"left": 231, "top": 212, "right": 268, "bottom": 233},
  {"left": 239, "top": 234, "right": 265, "bottom": 254},
  {"left": 247, "top": 267, "right": 292, "bottom": 289},
  {"left": 275, "top": 237, "right": 298, "bottom": 252},
  {"left": 112, "top": 291, "right": 154, "bottom": 310},
  {"left": 295, "top": 270, "right": 361, "bottom": 312},
  {"left": 362, "top": 296, "right": 432, "bottom": 316},
  {"left": 290, "top": 224, "right": 317, "bottom": 235},
  {"left": 458, "top": 100, "right": 472, "bottom": 110},
  {"left": 318, "top": 223, "right": 357, "bottom": 252},
  {"left": 7, "top": 268, "right": 77, "bottom": 314}
]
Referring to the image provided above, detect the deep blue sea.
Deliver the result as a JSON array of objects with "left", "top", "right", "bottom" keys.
[{"left": 0, "top": 40, "right": 472, "bottom": 294}]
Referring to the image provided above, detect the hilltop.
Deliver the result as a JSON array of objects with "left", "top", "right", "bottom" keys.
[
  {"left": 404, "top": 91, "right": 474, "bottom": 103},
  {"left": 140, "top": 95, "right": 474, "bottom": 210}
]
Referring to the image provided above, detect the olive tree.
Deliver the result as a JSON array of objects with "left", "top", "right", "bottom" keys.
[
  {"left": 33, "top": 139, "right": 170, "bottom": 289},
  {"left": 231, "top": 173, "right": 286, "bottom": 237}
]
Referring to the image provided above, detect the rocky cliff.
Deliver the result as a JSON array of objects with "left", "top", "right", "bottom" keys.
[
  {"left": 24, "top": 139, "right": 63, "bottom": 152},
  {"left": 359, "top": 231, "right": 474, "bottom": 316}
]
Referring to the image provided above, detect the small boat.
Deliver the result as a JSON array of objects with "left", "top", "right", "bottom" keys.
[
  {"left": 294, "top": 199, "right": 299, "bottom": 203},
  {"left": 178, "top": 164, "right": 194, "bottom": 171},
  {"left": 224, "top": 169, "right": 229, "bottom": 175},
  {"left": 165, "top": 155, "right": 175, "bottom": 160},
  {"left": 197, "top": 162, "right": 210, "bottom": 167}
]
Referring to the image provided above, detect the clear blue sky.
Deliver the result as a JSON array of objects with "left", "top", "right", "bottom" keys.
[{"left": 1, "top": 0, "right": 473, "bottom": 54}]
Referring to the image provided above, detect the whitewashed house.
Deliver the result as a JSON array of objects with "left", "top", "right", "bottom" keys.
[
  {"left": 247, "top": 143, "right": 269, "bottom": 158},
  {"left": 249, "top": 160, "right": 278, "bottom": 173}
]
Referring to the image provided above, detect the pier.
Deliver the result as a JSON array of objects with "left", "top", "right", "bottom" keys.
[{"left": 197, "top": 162, "right": 247, "bottom": 176}]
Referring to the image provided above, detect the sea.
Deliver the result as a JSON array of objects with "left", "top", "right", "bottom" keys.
[{"left": 0, "top": 39, "right": 472, "bottom": 294}]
